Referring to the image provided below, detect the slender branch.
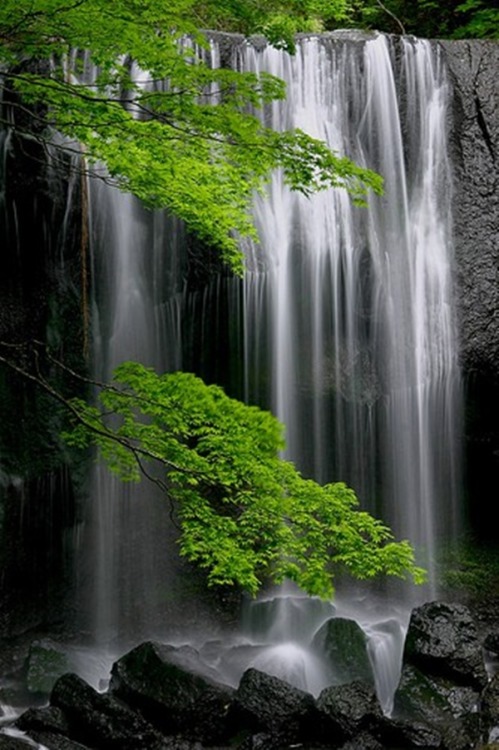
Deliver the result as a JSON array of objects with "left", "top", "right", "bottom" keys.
[
  {"left": 0, "top": 342, "right": 206, "bottom": 481},
  {"left": 0, "top": 343, "right": 183, "bottom": 524},
  {"left": 373, "top": 0, "right": 406, "bottom": 35}
]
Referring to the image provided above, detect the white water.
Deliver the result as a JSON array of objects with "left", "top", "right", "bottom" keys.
[
  {"left": 74, "top": 34, "right": 462, "bottom": 707},
  {"left": 238, "top": 34, "right": 462, "bottom": 585}
]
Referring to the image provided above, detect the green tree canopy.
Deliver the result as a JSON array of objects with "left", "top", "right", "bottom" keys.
[
  {"left": 64, "top": 361, "right": 426, "bottom": 598},
  {"left": 342, "top": 0, "right": 498, "bottom": 39},
  {"left": 0, "top": 0, "right": 382, "bottom": 273}
]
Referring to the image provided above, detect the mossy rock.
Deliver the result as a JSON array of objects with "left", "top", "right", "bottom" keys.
[
  {"left": 26, "top": 639, "right": 69, "bottom": 695},
  {"left": 312, "top": 617, "right": 373, "bottom": 685}
]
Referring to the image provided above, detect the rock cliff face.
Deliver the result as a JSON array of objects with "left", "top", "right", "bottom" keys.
[
  {"left": 441, "top": 39, "right": 499, "bottom": 533},
  {"left": 442, "top": 39, "right": 499, "bottom": 374}
]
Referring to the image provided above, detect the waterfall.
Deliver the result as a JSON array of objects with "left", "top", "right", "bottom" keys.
[
  {"left": 236, "top": 34, "right": 462, "bottom": 585},
  {"left": 78, "top": 33, "right": 462, "bottom": 702},
  {"left": 84, "top": 177, "right": 192, "bottom": 642}
]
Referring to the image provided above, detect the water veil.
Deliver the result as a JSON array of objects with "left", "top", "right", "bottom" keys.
[
  {"left": 80, "top": 33, "right": 462, "bottom": 709},
  {"left": 223, "top": 33, "right": 462, "bottom": 708}
]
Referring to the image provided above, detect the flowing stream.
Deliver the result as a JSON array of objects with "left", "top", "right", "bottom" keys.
[{"left": 80, "top": 33, "right": 462, "bottom": 708}]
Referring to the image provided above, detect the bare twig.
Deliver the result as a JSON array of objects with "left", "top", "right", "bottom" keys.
[{"left": 373, "top": 0, "right": 406, "bottom": 35}]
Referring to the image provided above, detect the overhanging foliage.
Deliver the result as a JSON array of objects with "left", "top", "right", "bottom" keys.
[
  {"left": 63, "top": 361, "right": 426, "bottom": 597},
  {"left": 0, "top": 0, "right": 383, "bottom": 273}
]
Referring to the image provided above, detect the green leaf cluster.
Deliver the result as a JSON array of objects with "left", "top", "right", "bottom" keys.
[
  {"left": 64, "top": 362, "right": 425, "bottom": 597},
  {"left": 0, "top": 0, "right": 382, "bottom": 274}
]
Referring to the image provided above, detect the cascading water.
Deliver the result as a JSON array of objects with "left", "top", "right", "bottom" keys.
[
  {"left": 83, "top": 181, "right": 190, "bottom": 644},
  {"left": 237, "top": 33, "right": 462, "bottom": 583},
  {"left": 74, "top": 33, "right": 462, "bottom": 708},
  {"left": 214, "top": 33, "right": 462, "bottom": 708}
]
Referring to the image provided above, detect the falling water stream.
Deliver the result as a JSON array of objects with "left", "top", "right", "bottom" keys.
[
  {"left": 0, "top": 32, "right": 463, "bottom": 722},
  {"left": 225, "top": 34, "right": 462, "bottom": 707},
  {"left": 239, "top": 34, "right": 461, "bottom": 563}
]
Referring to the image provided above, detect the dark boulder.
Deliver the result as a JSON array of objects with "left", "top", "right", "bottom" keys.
[
  {"left": 50, "top": 672, "right": 167, "bottom": 749},
  {"left": 402, "top": 601, "right": 487, "bottom": 689},
  {"left": 316, "top": 680, "right": 383, "bottom": 743},
  {"left": 109, "top": 641, "right": 234, "bottom": 744},
  {"left": 393, "top": 663, "right": 479, "bottom": 749},
  {"left": 312, "top": 617, "right": 374, "bottom": 685},
  {"left": 394, "top": 663, "right": 479, "bottom": 725},
  {"left": 378, "top": 715, "right": 443, "bottom": 748},
  {"left": 16, "top": 705, "right": 70, "bottom": 735},
  {"left": 15, "top": 706, "right": 95, "bottom": 747},
  {"left": 229, "top": 667, "right": 318, "bottom": 743},
  {"left": 381, "top": 711, "right": 478, "bottom": 750}
]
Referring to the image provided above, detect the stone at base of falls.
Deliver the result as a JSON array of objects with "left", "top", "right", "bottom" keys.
[
  {"left": 378, "top": 716, "right": 443, "bottom": 748},
  {"left": 394, "top": 663, "right": 480, "bottom": 723},
  {"left": 393, "top": 665, "right": 479, "bottom": 749},
  {"left": 228, "top": 667, "right": 318, "bottom": 742},
  {"left": 402, "top": 601, "right": 488, "bottom": 690},
  {"left": 49, "top": 672, "right": 169, "bottom": 749},
  {"left": 316, "top": 680, "right": 383, "bottom": 743},
  {"left": 8, "top": 620, "right": 499, "bottom": 750},
  {"left": 16, "top": 706, "right": 70, "bottom": 736},
  {"left": 109, "top": 641, "right": 234, "bottom": 745},
  {"left": 311, "top": 618, "right": 374, "bottom": 686},
  {"left": 392, "top": 600, "right": 487, "bottom": 750}
]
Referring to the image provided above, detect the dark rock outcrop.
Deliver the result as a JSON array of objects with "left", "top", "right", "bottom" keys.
[
  {"left": 379, "top": 715, "right": 443, "bottom": 748},
  {"left": 50, "top": 672, "right": 167, "bottom": 749},
  {"left": 393, "top": 601, "right": 484, "bottom": 749},
  {"left": 15, "top": 709, "right": 94, "bottom": 749},
  {"left": 16, "top": 706, "right": 70, "bottom": 736},
  {"left": 229, "top": 666, "right": 318, "bottom": 743},
  {"left": 401, "top": 601, "right": 487, "bottom": 689},
  {"left": 316, "top": 680, "right": 383, "bottom": 744},
  {"left": 0, "top": 736, "right": 49, "bottom": 750},
  {"left": 109, "top": 641, "right": 234, "bottom": 745}
]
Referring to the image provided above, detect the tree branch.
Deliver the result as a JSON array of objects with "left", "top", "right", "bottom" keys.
[
  {"left": 0, "top": 340, "right": 203, "bottom": 512},
  {"left": 373, "top": 0, "right": 406, "bottom": 35}
]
